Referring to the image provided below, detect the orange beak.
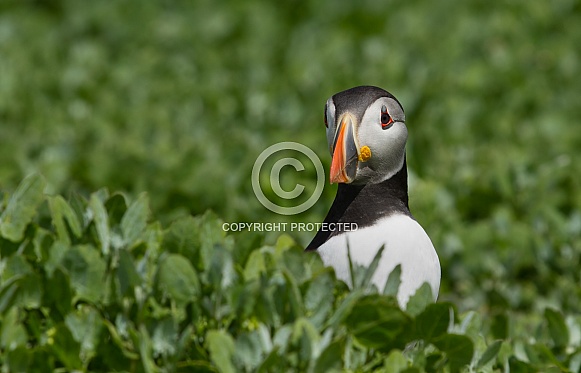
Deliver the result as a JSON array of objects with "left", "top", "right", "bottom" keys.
[{"left": 330, "top": 114, "right": 359, "bottom": 184}]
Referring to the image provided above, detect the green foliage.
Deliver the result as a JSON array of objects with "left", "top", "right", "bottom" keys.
[
  {"left": 0, "top": 174, "right": 46, "bottom": 242},
  {"left": 1, "top": 0, "right": 580, "bottom": 371},
  {"left": 0, "top": 177, "right": 579, "bottom": 372}
]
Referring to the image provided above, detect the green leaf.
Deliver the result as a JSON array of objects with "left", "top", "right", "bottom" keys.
[
  {"left": 432, "top": 334, "right": 474, "bottom": 373},
  {"left": 45, "top": 241, "right": 68, "bottom": 277},
  {"left": 89, "top": 193, "right": 110, "bottom": 255},
  {"left": 196, "top": 211, "right": 229, "bottom": 270},
  {"left": 325, "top": 290, "right": 365, "bottom": 328},
  {"left": 254, "top": 281, "right": 279, "bottom": 327},
  {"left": 257, "top": 349, "right": 286, "bottom": 372},
  {"left": 152, "top": 317, "right": 178, "bottom": 358},
  {"left": 175, "top": 324, "right": 195, "bottom": 362},
  {"left": 282, "top": 269, "right": 304, "bottom": 319},
  {"left": 139, "top": 326, "right": 158, "bottom": 373},
  {"left": 304, "top": 272, "right": 334, "bottom": 327},
  {"left": 274, "top": 234, "right": 296, "bottom": 251},
  {"left": 162, "top": 212, "right": 228, "bottom": 272},
  {"left": 383, "top": 349, "right": 408, "bottom": 373},
  {"left": 291, "top": 317, "right": 320, "bottom": 363},
  {"left": 490, "top": 312, "right": 508, "bottom": 339},
  {"left": 121, "top": 192, "right": 149, "bottom": 247},
  {"left": 235, "top": 328, "right": 271, "bottom": 371},
  {"left": 65, "top": 305, "right": 103, "bottom": 362},
  {"left": 523, "top": 341, "right": 541, "bottom": 365},
  {"left": 1, "top": 255, "right": 42, "bottom": 308},
  {"left": 282, "top": 249, "right": 310, "bottom": 284},
  {"left": 24, "top": 308, "right": 44, "bottom": 341},
  {"left": 528, "top": 343, "right": 568, "bottom": 371},
  {"left": 383, "top": 264, "right": 402, "bottom": 297},
  {"left": 233, "top": 232, "right": 263, "bottom": 268},
  {"left": 48, "top": 195, "right": 82, "bottom": 244},
  {"left": 104, "top": 193, "right": 128, "bottom": 226},
  {"left": 345, "top": 295, "right": 413, "bottom": 350},
  {"left": 359, "top": 244, "right": 385, "bottom": 289},
  {"left": 91, "top": 188, "right": 109, "bottom": 204},
  {"left": 0, "top": 235, "right": 20, "bottom": 258},
  {"left": 44, "top": 268, "right": 73, "bottom": 318},
  {"left": 1, "top": 307, "right": 28, "bottom": 350},
  {"left": 5, "top": 346, "right": 31, "bottom": 373},
  {"left": 423, "top": 351, "right": 443, "bottom": 372},
  {"left": 415, "top": 303, "right": 451, "bottom": 342},
  {"left": 16, "top": 272, "right": 42, "bottom": 309},
  {"left": 476, "top": 340, "right": 503, "bottom": 368},
  {"left": 208, "top": 244, "right": 236, "bottom": 289},
  {"left": 116, "top": 248, "right": 141, "bottom": 297},
  {"left": 156, "top": 254, "right": 200, "bottom": 308},
  {"left": 0, "top": 173, "right": 46, "bottom": 242},
  {"left": 162, "top": 216, "right": 199, "bottom": 257},
  {"left": 28, "top": 349, "right": 53, "bottom": 372},
  {"left": 61, "top": 245, "right": 107, "bottom": 303},
  {"left": 457, "top": 310, "right": 482, "bottom": 339},
  {"left": 405, "top": 282, "right": 434, "bottom": 316},
  {"left": 0, "top": 276, "right": 21, "bottom": 314},
  {"left": 544, "top": 308, "right": 569, "bottom": 348},
  {"left": 508, "top": 357, "right": 536, "bottom": 373},
  {"left": 206, "top": 330, "right": 236, "bottom": 373},
  {"left": 243, "top": 249, "right": 267, "bottom": 281},
  {"left": 314, "top": 340, "right": 343, "bottom": 373},
  {"left": 347, "top": 241, "right": 356, "bottom": 289},
  {"left": 272, "top": 324, "right": 293, "bottom": 352},
  {"left": 1, "top": 254, "right": 33, "bottom": 280},
  {"left": 32, "top": 226, "right": 55, "bottom": 264},
  {"left": 49, "top": 324, "right": 83, "bottom": 370},
  {"left": 102, "top": 319, "right": 140, "bottom": 361}
]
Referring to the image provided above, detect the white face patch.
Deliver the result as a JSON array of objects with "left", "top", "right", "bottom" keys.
[{"left": 355, "top": 97, "right": 408, "bottom": 184}]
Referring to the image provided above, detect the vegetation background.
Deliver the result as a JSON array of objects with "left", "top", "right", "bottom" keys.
[{"left": 1, "top": 0, "right": 580, "bottom": 371}]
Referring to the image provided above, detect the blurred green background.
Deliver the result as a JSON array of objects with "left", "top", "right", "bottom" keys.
[{"left": 1, "top": 0, "right": 580, "bottom": 316}]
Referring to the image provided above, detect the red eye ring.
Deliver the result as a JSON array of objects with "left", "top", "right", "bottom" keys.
[{"left": 381, "top": 105, "right": 393, "bottom": 129}]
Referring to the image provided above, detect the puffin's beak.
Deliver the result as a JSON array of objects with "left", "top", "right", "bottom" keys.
[{"left": 330, "top": 114, "right": 359, "bottom": 183}]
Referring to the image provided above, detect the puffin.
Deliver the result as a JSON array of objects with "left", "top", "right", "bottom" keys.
[{"left": 306, "top": 86, "right": 440, "bottom": 307}]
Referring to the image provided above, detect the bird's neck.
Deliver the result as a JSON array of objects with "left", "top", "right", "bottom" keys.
[{"left": 306, "top": 158, "right": 410, "bottom": 251}]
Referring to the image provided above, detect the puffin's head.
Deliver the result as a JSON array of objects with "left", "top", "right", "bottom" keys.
[{"left": 324, "top": 86, "right": 407, "bottom": 185}]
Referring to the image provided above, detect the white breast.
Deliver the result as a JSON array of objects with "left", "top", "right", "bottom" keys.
[{"left": 317, "top": 214, "right": 440, "bottom": 308}]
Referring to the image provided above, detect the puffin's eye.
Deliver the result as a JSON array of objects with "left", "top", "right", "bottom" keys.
[
  {"left": 324, "top": 106, "right": 328, "bottom": 128},
  {"left": 380, "top": 105, "right": 393, "bottom": 129}
]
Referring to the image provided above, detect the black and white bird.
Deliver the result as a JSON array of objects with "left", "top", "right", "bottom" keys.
[{"left": 306, "top": 86, "right": 440, "bottom": 307}]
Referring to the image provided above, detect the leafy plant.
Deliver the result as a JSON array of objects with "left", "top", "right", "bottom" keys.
[
  {"left": 1, "top": 1, "right": 580, "bottom": 371},
  {"left": 1, "top": 174, "right": 579, "bottom": 372}
]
